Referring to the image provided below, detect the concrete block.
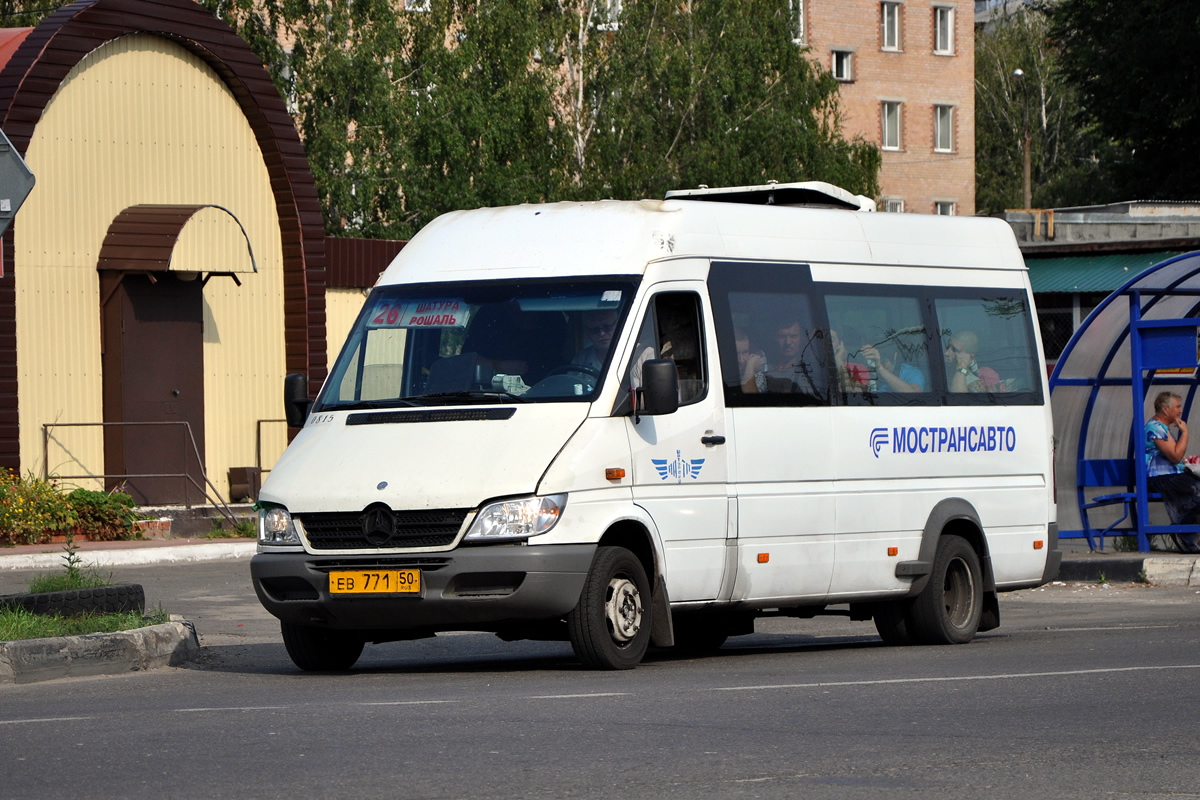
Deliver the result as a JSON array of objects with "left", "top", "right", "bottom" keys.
[{"left": 1143, "top": 558, "right": 1198, "bottom": 587}]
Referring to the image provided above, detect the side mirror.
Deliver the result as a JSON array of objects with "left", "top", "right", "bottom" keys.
[
  {"left": 640, "top": 359, "right": 680, "bottom": 416},
  {"left": 284, "top": 373, "right": 311, "bottom": 428}
]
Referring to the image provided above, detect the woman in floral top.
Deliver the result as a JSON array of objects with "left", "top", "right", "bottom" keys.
[{"left": 1145, "top": 391, "right": 1200, "bottom": 552}]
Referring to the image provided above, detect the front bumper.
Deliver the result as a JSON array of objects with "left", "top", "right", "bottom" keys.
[{"left": 250, "top": 544, "right": 597, "bottom": 632}]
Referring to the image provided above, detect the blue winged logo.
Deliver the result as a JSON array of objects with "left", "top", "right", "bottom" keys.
[{"left": 651, "top": 450, "right": 706, "bottom": 483}]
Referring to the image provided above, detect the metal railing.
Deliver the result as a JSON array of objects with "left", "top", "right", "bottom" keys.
[
  {"left": 42, "top": 420, "right": 236, "bottom": 526},
  {"left": 256, "top": 418, "right": 288, "bottom": 475}
]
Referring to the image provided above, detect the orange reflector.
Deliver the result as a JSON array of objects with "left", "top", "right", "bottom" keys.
[
  {"left": 757, "top": 553, "right": 769, "bottom": 563},
  {"left": 605, "top": 468, "right": 626, "bottom": 480},
  {"left": 887, "top": 547, "right": 898, "bottom": 557},
  {"left": 1034, "top": 540, "right": 1044, "bottom": 550}
]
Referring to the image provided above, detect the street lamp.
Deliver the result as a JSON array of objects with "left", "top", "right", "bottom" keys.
[{"left": 1013, "top": 68, "right": 1032, "bottom": 210}]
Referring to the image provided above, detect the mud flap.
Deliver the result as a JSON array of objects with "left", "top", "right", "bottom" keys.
[{"left": 649, "top": 573, "right": 674, "bottom": 647}]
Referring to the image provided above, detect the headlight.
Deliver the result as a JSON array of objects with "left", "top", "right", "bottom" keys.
[
  {"left": 463, "top": 494, "right": 567, "bottom": 543},
  {"left": 259, "top": 506, "right": 301, "bottom": 546}
]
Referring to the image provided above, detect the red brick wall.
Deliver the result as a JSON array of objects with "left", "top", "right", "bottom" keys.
[{"left": 806, "top": 0, "right": 975, "bottom": 215}]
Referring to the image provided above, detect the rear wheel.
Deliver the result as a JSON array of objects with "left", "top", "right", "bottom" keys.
[
  {"left": 909, "top": 535, "right": 983, "bottom": 645},
  {"left": 567, "top": 546, "right": 652, "bottom": 670},
  {"left": 280, "top": 622, "right": 365, "bottom": 671}
]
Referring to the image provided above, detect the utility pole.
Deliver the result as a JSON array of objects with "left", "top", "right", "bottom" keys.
[{"left": 1013, "top": 68, "right": 1032, "bottom": 209}]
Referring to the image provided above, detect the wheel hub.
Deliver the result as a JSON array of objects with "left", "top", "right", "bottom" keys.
[
  {"left": 604, "top": 577, "right": 642, "bottom": 643},
  {"left": 942, "top": 556, "right": 976, "bottom": 628}
]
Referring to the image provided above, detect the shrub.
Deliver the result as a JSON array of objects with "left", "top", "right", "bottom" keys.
[
  {"left": 67, "top": 488, "right": 140, "bottom": 541},
  {"left": 0, "top": 470, "right": 77, "bottom": 545}
]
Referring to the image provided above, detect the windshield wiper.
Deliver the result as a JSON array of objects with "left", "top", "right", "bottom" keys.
[
  {"left": 326, "top": 399, "right": 418, "bottom": 411},
  {"left": 416, "top": 390, "right": 530, "bottom": 404}
]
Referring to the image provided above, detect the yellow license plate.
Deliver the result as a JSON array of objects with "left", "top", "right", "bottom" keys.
[{"left": 329, "top": 569, "right": 421, "bottom": 594}]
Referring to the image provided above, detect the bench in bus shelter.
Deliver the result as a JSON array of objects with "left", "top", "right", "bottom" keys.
[{"left": 1078, "top": 458, "right": 1163, "bottom": 551}]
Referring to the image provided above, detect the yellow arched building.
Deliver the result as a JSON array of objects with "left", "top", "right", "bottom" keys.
[{"left": 0, "top": 0, "right": 392, "bottom": 507}]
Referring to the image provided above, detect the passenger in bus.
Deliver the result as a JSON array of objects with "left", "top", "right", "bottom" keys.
[
  {"left": 756, "top": 317, "right": 824, "bottom": 397},
  {"left": 831, "top": 328, "right": 870, "bottom": 393},
  {"left": 1145, "top": 391, "right": 1200, "bottom": 553},
  {"left": 860, "top": 339, "right": 925, "bottom": 393},
  {"left": 735, "top": 328, "right": 765, "bottom": 393},
  {"left": 945, "top": 330, "right": 1003, "bottom": 393}
]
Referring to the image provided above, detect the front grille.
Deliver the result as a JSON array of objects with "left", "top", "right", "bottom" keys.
[{"left": 299, "top": 509, "right": 470, "bottom": 550}]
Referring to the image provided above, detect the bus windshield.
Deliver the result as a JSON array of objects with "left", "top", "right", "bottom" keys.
[{"left": 317, "top": 278, "right": 639, "bottom": 410}]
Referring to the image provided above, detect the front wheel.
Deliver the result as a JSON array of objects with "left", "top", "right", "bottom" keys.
[
  {"left": 567, "top": 546, "right": 653, "bottom": 670},
  {"left": 281, "top": 622, "right": 365, "bottom": 671},
  {"left": 909, "top": 534, "right": 983, "bottom": 645}
]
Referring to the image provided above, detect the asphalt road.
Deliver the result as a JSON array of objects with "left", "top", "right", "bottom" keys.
[{"left": 2, "top": 561, "right": 1199, "bottom": 799}]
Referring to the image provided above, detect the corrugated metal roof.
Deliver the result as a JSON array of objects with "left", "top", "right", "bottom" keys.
[{"left": 1027, "top": 251, "right": 1184, "bottom": 293}]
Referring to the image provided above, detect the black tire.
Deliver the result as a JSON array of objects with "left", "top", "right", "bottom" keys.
[
  {"left": 567, "top": 546, "right": 653, "bottom": 670},
  {"left": 280, "top": 622, "right": 365, "bottom": 672},
  {"left": 0, "top": 583, "right": 145, "bottom": 617},
  {"left": 873, "top": 600, "right": 915, "bottom": 646},
  {"left": 909, "top": 535, "right": 983, "bottom": 645}
]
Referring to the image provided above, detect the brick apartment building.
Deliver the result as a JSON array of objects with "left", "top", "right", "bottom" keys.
[{"left": 802, "top": 0, "right": 975, "bottom": 215}]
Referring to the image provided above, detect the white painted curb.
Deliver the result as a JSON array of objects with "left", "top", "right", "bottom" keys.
[
  {"left": 1143, "top": 557, "right": 1199, "bottom": 587},
  {"left": 0, "top": 541, "right": 257, "bottom": 571},
  {"left": 0, "top": 620, "right": 199, "bottom": 685}
]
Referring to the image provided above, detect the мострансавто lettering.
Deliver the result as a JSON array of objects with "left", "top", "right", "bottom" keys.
[{"left": 892, "top": 425, "right": 1016, "bottom": 454}]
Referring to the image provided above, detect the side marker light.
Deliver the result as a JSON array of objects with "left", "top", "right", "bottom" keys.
[
  {"left": 887, "top": 547, "right": 898, "bottom": 557},
  {"left": 757, "top": 553, "right": 769, "bottom": 564},
  {"left": 1034, "top": 540, "right": 1044, "bottom": 550},
  {"left": 605, "top": 468, "right": 626, "bottom": 480}
]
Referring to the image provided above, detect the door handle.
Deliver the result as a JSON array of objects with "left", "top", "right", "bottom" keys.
[{"left": 701, "top": 434, "right": 726, "bottom": 446}]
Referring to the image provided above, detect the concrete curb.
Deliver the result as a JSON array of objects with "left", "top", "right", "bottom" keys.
[
  {"left": 0, "top": 618, "right": 199, "bottom": 685},
  {"left": 1056, "top": 554, "right": 1200, "bottom": 586},
  {"left": 0, "top": 541, "right": 257, "bottom": 571}
]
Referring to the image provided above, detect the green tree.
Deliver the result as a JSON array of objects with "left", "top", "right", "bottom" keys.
[
  {"left": 1046, "top": 0, "right": 1200, "bottom": 201},
  {"left": 574, "top": 0, "right": 879, "bottom": 200},
  {"left": 975, "top": 6, "right": 1118, "bottom": 214},
  {"left": 210, "top": 0, "right": 880, "bottom": 234}
]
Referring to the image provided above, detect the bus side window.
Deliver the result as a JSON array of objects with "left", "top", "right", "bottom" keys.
[{"left": 933, "top": 293, "right": 1041, "bottom": 401}]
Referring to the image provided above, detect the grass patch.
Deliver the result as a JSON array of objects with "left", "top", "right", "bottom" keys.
[
  {"left": 207, "top": 518, "right": 256, "bottom": 539},
  {"left": 26, "top": 569, "right": 111, "bottom": 593},
  {"left": 0, "top": 606, "right": 170, "bottom": 642}
]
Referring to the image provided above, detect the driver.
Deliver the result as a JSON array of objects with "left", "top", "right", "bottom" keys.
[{"left": 572, "top": 309, "right": 617, "bottom": 374}]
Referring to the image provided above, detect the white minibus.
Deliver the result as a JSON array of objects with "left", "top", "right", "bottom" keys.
[{"left": 251, "top": 182, "right": 1060, "bottom": 671}]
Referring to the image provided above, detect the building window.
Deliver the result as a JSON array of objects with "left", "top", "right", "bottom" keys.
[
  {"left": 881, "top": 2, "right": 901, "bottom": 51},
  {"left": 832, "top": 50, "right": 853, "bottom": 81},
  {"left": 935, "top": 201, "right": 956, "bottom": 215},
  {"left": 791, "top": 0, "right": 806, "bottom": 43},
  {"left": 934, "top": 6, "right": 954, "bottom": 54},
  {"left": 935, "top": 104, "right": 954, "bottom": 152},
  {"left": 883, "top": 198, "right": 905, "bottom": 213},
  {"left": 882, "top": 101, "right": 902, "bottom": 150}
]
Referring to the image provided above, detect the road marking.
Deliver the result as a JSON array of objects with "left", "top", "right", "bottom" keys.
[
  {"left": 526, "top": 692, "right": 632, "bottom": 699},
  {"left": 361, "top": 700, "right": 459, "bottom": 706},
  {"left": 175, "top": 706, "right": 288, "bottom": 713},
  {"left": 712, "top": 663, "right": 1200, "bottom": 692},
  {"left": 0, "top": 716, "right": 93, "bottom": 725},
  {"left": 1046, "top": 625, "right": 1175, "bottom": 632}
]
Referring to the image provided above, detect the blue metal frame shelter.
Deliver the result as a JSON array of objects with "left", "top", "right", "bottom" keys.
[{"left": 1050, "top": 251, "right": 1200, "bottom": 552}]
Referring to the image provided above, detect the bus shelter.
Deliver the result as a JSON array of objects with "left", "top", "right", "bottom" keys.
[{"left": 1050, "top": 251, "right": 1200, "bottom": 552}]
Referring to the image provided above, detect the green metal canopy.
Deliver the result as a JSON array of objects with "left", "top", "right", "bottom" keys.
[{"left": 1027, "top": 251, "right": 1183, "bottom": 293}]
